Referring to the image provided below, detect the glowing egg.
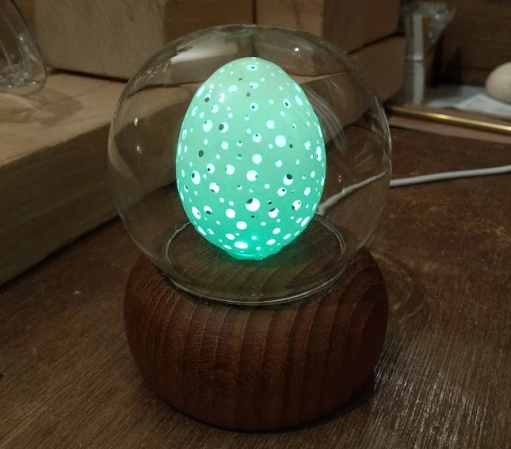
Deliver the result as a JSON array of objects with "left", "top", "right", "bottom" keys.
[{"left": 176, "top": 57, "right": 326, "bottom": 260}]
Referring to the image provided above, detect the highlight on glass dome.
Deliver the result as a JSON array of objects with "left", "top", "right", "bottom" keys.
[{"left": 108, "top": 25, "right": 391, "bottom": 303}]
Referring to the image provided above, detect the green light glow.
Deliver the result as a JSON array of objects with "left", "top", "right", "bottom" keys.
[{"left": 176, "top": 57, "right": 326, "bottom": 260}]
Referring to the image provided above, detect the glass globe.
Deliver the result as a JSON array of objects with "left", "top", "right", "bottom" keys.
[{"left": 108, "top": 25, "right": 391, "bottom": 305}]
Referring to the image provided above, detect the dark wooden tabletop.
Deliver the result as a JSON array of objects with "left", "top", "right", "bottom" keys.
[{"left": 1, "top": 128, "right": 510, "bottom": 448}]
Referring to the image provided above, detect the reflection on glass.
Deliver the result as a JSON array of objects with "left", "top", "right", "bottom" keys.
[{"left": 0, "top": 0, "right": 46, "bottom": 95}]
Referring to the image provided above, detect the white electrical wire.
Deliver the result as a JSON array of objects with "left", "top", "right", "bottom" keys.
[
  {"left": 317, "top": 172, "right": 387, "bottom": 215},
  {"left": 390, "top": 164, "right": 511, "bottom": 187},
  {"left": 317, "top": 164, "right": 511, "bottom": 216}
]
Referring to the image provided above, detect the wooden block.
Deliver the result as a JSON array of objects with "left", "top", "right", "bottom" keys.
[
  {"left": 252, "top": 30, "right": 405, "bottom": 95},
  {"left": 0, "top": 73, "right": 124, "bottom": 285},
  {"left": 365, "top": 0, "right": 400, "bottom": 44},
  {"left": 257, "top": 0, "right": 368, "bottom": 52},
  {"left": 437, "top": 0, "right": 511, "bottom": 84},
  {"left": 15, "top": 0, "right": 253, "bottom": 80},
  {"left": 256, "top": 0, "right": 400, "bottom": 52},
  {"left": 290, "top": 36, "right": 405, "bottom": 141},
  {"left": 352, "top": 36, "right": 406, "bottom": 102},
  {"left": 256, "top": 0, "right": 324, "bottom": 36}
]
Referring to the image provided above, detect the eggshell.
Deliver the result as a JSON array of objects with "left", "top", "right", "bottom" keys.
[
  {"left": 176, "top": 57, "right": 326, "bottom": 260},
  {"left": 485, "top": 62, "right": 511, "bottom": 104}
]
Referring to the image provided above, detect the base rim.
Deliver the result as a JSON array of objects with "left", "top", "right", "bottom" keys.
[{"left": 163, "top": 215, "right": 350, "bottom": 305}]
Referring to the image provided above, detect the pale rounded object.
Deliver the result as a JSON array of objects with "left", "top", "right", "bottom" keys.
[
  {"left": 485, "top": 62, "right": 511, "bottom": 104},
  {"left": 108, "top": 25, "right": 392, "bottom": 304},
  {"left": 177, "top": 57, "right": 326, "bottom": 260}
]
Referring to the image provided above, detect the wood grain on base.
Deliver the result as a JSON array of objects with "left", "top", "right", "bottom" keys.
[{"left": 124, "top": 248, "right": 388, "bottom": 431}]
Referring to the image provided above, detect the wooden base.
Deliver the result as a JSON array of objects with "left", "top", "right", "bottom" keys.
[{"left": 124, "top": 248, "right": 388, "bottom": 431}]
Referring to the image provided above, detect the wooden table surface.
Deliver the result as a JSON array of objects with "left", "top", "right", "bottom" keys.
[{"left": 1, "top": 129, "right": 510, "bottom": 448}]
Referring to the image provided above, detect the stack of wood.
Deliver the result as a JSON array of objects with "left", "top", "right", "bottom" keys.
[
  {"left": 16, "top": 0, "right": 403, "bottom": 96},
  {"left": 1, "top": 0, "right": 404, "bottom": 284},
  {"left": 258, "top": 0, "right": 404, "bottom": 100}
]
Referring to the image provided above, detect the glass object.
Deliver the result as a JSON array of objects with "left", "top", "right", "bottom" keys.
[
  {"left": 0, "top": 0, "right": 46, "bottom": 95},
  {"left": 109, "top": 25, "right": 392, "bottom": 305}
]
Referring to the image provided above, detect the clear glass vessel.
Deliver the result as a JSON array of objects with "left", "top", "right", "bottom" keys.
[
  {"left": 109, "top": 25, "right": 392, "bottom": 305},
  {"left": 0, "top": 0, "right": 46, "bottom": 95}
]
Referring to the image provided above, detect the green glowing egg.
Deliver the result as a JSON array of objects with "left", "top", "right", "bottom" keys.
[{"left": 176, "top": 57, "right": 326, "bottom": 260}]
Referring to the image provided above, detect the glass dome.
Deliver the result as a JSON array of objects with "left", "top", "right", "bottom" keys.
[{"left": 109, "top": 25, "right": 392, "bottom": 305}]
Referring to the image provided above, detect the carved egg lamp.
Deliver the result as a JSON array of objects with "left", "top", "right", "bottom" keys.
[{"left": 109, "top": 25, "right": 392, "bottom": 431}]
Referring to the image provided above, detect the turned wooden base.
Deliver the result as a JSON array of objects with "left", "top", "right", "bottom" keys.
[{"left": 124, "top": 248, "right": 388, "bottom": 431}]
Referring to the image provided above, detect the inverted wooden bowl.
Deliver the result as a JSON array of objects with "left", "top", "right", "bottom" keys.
[{"left": 124, "top": 248, "right": 388, "bottom": 431}]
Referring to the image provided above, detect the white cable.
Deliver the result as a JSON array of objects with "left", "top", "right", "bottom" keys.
[
  {"left": 317, "top": 164, "right": 511, "bottom": 216},
  {"left": 390, "top": 164, "right": 511, "bottom": 187},
  {"left": 316, "top": 172, "right": 387, "bottom": 215}
]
